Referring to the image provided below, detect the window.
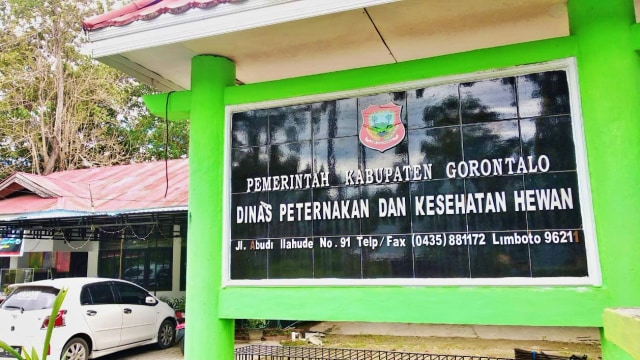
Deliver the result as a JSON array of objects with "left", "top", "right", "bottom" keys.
[
  {"left": 98, "top": 222, "right": 178, "bottom": 291},
  {"left": 113, "top": 282, "right": 148, "bottom": 305},
  {"left": 82, "top": 283, "right": 116, "bottom": 305},
  {"left": 1, "top": 286, "right": 58, "bottom": 311}
]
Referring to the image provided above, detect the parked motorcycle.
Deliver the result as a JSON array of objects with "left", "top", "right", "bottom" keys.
[{"left": 175, "top": 311, "right": 185, "bottom": 354}]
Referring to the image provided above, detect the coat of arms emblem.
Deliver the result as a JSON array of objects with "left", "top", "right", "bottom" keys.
[{"left": 359, "top": 102, "right": 405, "bottom": 152}]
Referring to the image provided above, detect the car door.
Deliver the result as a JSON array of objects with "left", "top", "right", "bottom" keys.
[
  {"left": 80, "top": 282, "right": 122, "bottom": 350},
  {"left": 113, "top": 282, "right": 157, "bottom": 345}
]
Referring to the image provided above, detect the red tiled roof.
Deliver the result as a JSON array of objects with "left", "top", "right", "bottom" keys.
[
  {"left": 0, "top": 159, "right": 189, "bottom": 218},
  {"left": 83, "top": 0, "right": 236, "bottom": 31}
]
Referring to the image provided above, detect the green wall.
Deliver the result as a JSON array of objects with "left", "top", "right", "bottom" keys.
[
  {"left": 216, "top": 15, "right": 639, "bottom": 326},
  {"left": 219, "top": 37, "right": 606, "bottom": 325}
]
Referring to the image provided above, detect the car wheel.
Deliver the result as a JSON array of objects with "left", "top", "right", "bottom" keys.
[
  {"left": 61, "top": 337, "right": 89, "bottom": 360},
  {"left": 156, "top": 319, "right": 175, "bottom": 349}
]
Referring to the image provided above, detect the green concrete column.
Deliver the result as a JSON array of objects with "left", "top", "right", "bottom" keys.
[
  {"left": 568, "top": 0, "right": 640, "bottom": 304},
  {"left": 186, "top": 55, "right": 235, "bottom": 359},
  {"left": 568, "top": 1, "right": 640, "bottom": 359}
]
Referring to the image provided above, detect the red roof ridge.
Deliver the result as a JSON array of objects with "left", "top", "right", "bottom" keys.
[
  {"left": 0, "top": 173, "right": 62, "bottom": 199},
  {"left": 83, "top": 0, "right": 237, "bottom": 31}
]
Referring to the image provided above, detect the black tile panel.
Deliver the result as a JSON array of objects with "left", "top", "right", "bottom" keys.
[
  {"left": 360, "top": 183, "right": 411, "bottom": 235},
  {"left": 407, "top": 84, "right": 460, "bottom": 129},
  {"left": 460, "top": 77, "right": 517, "bottom": 124},
  {"left": 230, "top": 240, "right": 269, "bottom": 279},
  {"left": 469, "top": 242, "right": 531, "bottom": 278},
  {"left": 361, "top": 235, "right": 414, "bottom": 278},
  {"left": 408, "top": 126, "right": 462, "bottom": 180},
  {"left": 465, "top": 175, "right": 527, "bottom": 232},
  {"left": 269, "top": 141, "right": 313, "bottom": 176},
  {"left": 517, "top": 71, "right": 570, "bottom": 118},
  {"left": 523, "top": 172, "right": 582, "bottom": 230},
  {"left": 229, "top": 69, "right": 587, "bottom": 281},
  {"left": 410, "top": 179, "right": 467, "bottom": 233},
  {"left": 231, "top": 110, "right": 269, "bottom": 148},
  {"left": 312, "top": 186, "right": 362, "bottom": 236},
  {"left": 269, "top": 189, "right": 313, "bottom": 237},
  {"left": 269, "top": 105, "right": 312, "bottom": 144},
  {"left": 231, "top": 146, "right": 269, "bottom": 193},
  {"left": 520, "top": 116, "right": 576, "bottom": 172},
  {"left": 312, "top": 99, "right": 359, "bottom": 139},
  {"left": 529, "top": 230, "right": 588, "bottom": 277},
  {"left": 231, "top": 192, "right": 270, "bottom": 240},
  {"left": 269, "top": 240, "right": 314, "bottom": 279},
  {"left": 313, "top": 136, "right": 360, "bottom": 186},
  {"left": 414, "top": 241, "right": 470, "bottom": 278},
  {"left": 462, "top": 120, "right": 521, "bottom": 161},
  {"left": 313, "top": 236, "right": 362, "bottom": 278}
]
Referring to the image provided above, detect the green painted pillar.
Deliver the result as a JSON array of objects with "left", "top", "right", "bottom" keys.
[
  {"left": 568, "top": 0, "right": 640, "bottom": 303},
  {"left": 186, "top": 55, "right": 235, "bottom": 359},
  {"left": 568, "top": 1, "right": 640, "bottom": 359}
]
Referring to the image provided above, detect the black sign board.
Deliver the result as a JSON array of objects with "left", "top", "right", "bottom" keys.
[
  {"left": 0, "top": 230, "right": 24, "bottom": 257},
  {"left": 228, "top": 67, "right": 592, "bottom": 283}
]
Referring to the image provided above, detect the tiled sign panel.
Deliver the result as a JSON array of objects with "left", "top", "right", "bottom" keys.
[{"left": 229, "top": 70, "right": 589, "bottom": 281}]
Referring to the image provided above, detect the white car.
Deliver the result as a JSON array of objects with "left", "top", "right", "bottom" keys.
[{"left": 0, "top": 278, "right": 176, "bottom": 360}]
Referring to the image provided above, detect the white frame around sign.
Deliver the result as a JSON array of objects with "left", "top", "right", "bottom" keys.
[{"left": 222, "top": 58, "right": 601, "bottom": 287}]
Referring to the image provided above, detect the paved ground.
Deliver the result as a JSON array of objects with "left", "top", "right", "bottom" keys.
[
  {"left": 98, "top": 340, "right": 270, "bottom": 360},
  {"left": 100, "top": 343, "right": 183, "bottom": 360},
  {"left": 97, "top": 322, "right": 601, "bottom": 359},
  {"left": 98, "top": 336, "right": 600, "bottom": 360}
]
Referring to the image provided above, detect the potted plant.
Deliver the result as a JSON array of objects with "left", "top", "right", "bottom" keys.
[{"left": 245, "top": 319, "right": 267, "bottom": 341}]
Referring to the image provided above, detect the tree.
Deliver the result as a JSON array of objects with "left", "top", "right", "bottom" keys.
[
  {"left": 118, "top": 83, "right": 190, "bottom": 163},
  {"left": 0, "top": 0, "right": 189, "bottom": 180}
]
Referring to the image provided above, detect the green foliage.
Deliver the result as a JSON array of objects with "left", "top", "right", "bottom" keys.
[
  {"left": 0, "top": 0, "right": 189, "bottom": 179},
  {"left": 245, "top": 319, "right": 268, "bottom": 329},
  {"left": 0, "top": 287, "right": 68, "bottom": 360},
  {"left": 121, "top": 84, "right": 190, "bottom": 162},
  {"left": 158, "top": 295, "right": 186, "bottom": 312}
]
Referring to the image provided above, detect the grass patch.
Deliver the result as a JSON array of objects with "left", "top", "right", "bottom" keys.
[{"left": 280, "top": 340, "right": 308, "bottom": 347}]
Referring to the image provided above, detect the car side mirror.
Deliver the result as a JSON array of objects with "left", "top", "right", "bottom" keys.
[{"left": 145, "top": 296, "right": 158, "bottom": 305}]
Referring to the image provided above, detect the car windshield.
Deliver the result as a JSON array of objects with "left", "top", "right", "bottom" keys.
[{"left": 1, "top": 286, "right": 59, "bottom": 311}]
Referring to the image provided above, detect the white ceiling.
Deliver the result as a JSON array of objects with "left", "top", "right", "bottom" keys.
[{"left": 90, "top": 0, "right": 570, "bottom": 91}]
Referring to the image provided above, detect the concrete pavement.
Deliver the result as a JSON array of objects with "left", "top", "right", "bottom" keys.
[
  {"left": 96, "top": 322, "right": 601, "bottom": 359},
  {"left": 99, "top": 343, "right": 182, "bottom": 360},
  {"left": 99, "top": 340, "right": 275, "bottom": 359}
]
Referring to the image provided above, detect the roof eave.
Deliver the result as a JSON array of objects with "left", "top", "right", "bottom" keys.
[
  {"left": 86, "top": 0, "right": 399, "bottom": 58},
  {"left": 0, "top": 206, "right": 188, "bottom": 223},
  {"left": 98, "top": 54, "right": 184, "bottom": 91}
]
